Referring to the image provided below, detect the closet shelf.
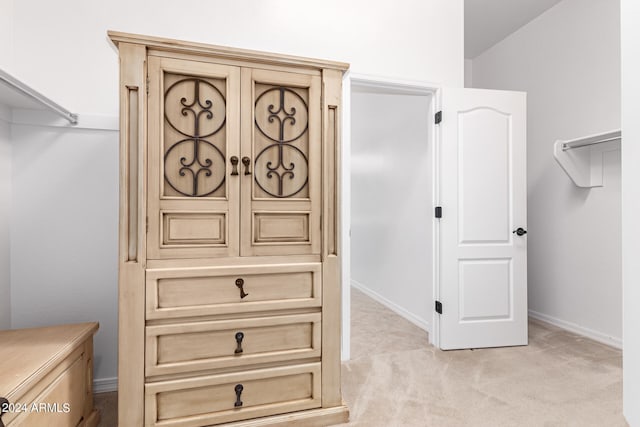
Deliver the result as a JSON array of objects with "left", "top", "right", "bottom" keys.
[
  {"left": 553, "top": 130, "right": 621, "bottom": 188},
  {"left": 0, "top": 68, "right": 77, "bottom": 124}
]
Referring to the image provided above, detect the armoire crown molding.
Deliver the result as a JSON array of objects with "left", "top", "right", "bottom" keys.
[{"left": 108, "top": 31, "right": 349, "bottom": 72}]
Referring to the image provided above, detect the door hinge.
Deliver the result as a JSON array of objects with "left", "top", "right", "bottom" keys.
[
  {"left": 435, "top": 206, "right": 442, "bottom": 218},
  {"left": 435, "top": 300, "right": 443, "bottom": 314},
  {"left": 435, "top": 111, "right": 442, "bottom": 124},
  {"left": 146, "top": 75, "right": 150, "bottom": 95},
  {"left": 145, "top": 216, "right": 149, "bottom": 233}
]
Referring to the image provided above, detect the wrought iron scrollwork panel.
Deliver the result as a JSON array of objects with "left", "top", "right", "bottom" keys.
[
  {"left": 163, "top": 75, "right": 227, "bottom": 197},
  {"left": 254, "top": 86, "right": 309, "bottom": 198},
  {"left": 164, "top": 138, "right": 226, "bottom": 197}
]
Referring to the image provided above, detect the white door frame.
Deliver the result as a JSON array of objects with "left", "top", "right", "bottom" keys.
[{"left": 341, "top": 73, "right": 442, "bottom": 360}]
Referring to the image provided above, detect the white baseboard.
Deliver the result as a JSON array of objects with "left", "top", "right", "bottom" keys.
[
  {"left": 351, "top": 279, "right": 430, "bottom": 333},
  {"left": 93, "top": 377, "right": 118, "bottom": 393},
  {"left": 528, "top": 309, "right": 622, "bottom": 349}
]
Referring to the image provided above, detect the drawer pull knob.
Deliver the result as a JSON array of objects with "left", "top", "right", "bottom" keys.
[
  {"left": 235, "top": 332, "right": 244, "bottom": 354},
  {"left": 235, "top": 278, "right": 249, "bottom": 299},
  {"left": 234, "top": 384, "right": 244, "bottom": 407},
  {"left": 0, "top": 396, "right": 9, "bottom": 427}
]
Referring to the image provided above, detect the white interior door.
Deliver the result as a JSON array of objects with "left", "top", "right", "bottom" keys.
[{"left": 438, "top": 88, "right": 527, "bottom": 350}]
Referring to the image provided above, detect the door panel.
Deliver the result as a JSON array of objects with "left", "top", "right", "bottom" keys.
[
  {"left": 459, "top": 259, "right": 512, "bottom": 321},
  {"left": 148, "top": 57, "right": 240, "bottom": 259},
  {"left": 458, "top": 108, "right": 511, "bottom": 244},
  {"left": 241, "top": 69, "right": 321, "bottom": 256},
  {"left": 439, "top": 88, "right": 527, "bottom": 350}
]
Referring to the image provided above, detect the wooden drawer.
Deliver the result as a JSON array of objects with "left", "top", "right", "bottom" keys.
[
  {"left": 146, "top": 263, "right": 321, "bottom": 320},
  {"left": 9, "top": 354, "right": 85, "bottom": 427},
  {"left": 0, "top": 323, "right": 99, "bottom": 427},
  {"left": 146, "top": 313, "right": 321, "bottom": 377},
  {"left": 145, "top": 363, "right": 321, "bottom": 427}
]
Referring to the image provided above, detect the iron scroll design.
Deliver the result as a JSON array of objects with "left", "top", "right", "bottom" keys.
[
  {"left": 254, "top": 87, "right": 309, "bottom": 198},
  {"left": 164, "top": 78, "right": 226, "bottom": 197}
]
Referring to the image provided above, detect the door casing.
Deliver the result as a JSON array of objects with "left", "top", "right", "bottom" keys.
[
  {"left": 342, "top": 74, "right": 441, "bottom": 358},
  {"left": 344, "top": 75, "right": 528, "bottom": 353}
]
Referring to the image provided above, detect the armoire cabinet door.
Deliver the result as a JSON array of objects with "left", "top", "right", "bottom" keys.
[
  {"left": 147, "top": 57, "right": 240, "bottom": 259},
  {"left": 240, "top": 69, "right": 322, "bottom": 256}
]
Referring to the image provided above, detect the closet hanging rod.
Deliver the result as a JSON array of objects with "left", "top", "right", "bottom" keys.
[
  {"left": 0, "top": 69, "right": 78, "bottom": 125},
  {"left": 561, "top": 130, "right": 621, "bottom": 151}
]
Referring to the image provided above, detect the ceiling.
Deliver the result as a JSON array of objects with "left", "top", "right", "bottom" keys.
[{"left": 465, "top": 0, "right": 564, "bottom": 59}]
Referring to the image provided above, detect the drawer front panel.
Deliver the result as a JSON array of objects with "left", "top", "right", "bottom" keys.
[
  {"left": 146, "top": 313, "right": 321, "bottom": 377},
  {"left": 145, "top": 363, "right": 321, "bottom": 427},
  {"left": 146, "top": 264, "right": 321, "bottom": 319},
  {"left": 8, "top": 354, "right": 85, "bottom": 427}
]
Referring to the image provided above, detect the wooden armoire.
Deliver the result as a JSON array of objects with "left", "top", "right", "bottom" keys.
[{"left": 109, "top": 32, "right": 349, "bottom": 427}]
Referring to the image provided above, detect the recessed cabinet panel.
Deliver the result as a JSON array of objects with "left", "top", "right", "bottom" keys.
[
  {"left": 162, "top": 211, "right": 226, "bottom": 246},
  {"left": 254, "top": 212, "right": 310, "bottom": 243}
]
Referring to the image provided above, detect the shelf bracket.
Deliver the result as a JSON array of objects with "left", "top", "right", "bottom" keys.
[{"left": 553, "top": 130, "right": 621, "bottom": 188}]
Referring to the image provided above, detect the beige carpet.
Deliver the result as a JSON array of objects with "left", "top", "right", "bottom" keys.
[
  {"left": 339, "top": 288, "right": 625, "bottom": 427},
  {"left": 95, "top": 288, "right": 626, "bottom": 426}
]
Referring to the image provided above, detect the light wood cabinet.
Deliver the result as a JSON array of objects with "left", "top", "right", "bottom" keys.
[
  {"left": 110, "top": 32, "right": 348, "bottom": 427},
  {"left": 0, "top": 323, "right": 100, "bottom": 427}
]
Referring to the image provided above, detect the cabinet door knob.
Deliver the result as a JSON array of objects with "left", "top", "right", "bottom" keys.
[
  {"left": 234, "top": 384, "right": 244, "bottom": 407},
  {"left": 230, "top": 156, "right": 239, "bottom": 176},
  {"left": 242, "top": 156, "right": 252, "bottom": 175},
  {"left": 234, "top": 332, "right": 245, "bottom": 354},
  {"left": 235, "top": 278, "right": 249, "bottom": 299}
]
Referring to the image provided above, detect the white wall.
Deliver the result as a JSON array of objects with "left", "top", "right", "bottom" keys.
[
  {"left": 0, "top": 0, "right": 13, "bottom": 71},
  {"left": 472, "top": 0, "right": 622, "bottom": 346},
  {"left": 1, "top": 3, "right": 16, "bottom": 322},
  {"left": 351, "top": 90, "right": 432, "bottom": 331},
  {"left": 11, "top": 0, "right": 463, "bottom": 117},
  {"left": 0, "top": 110, "right": 10, "bottom": 329},
  {"left": 621, "top": 0, "right": 640, "bottom": 423},
  {"left": 464, "top": 59, "right": 473, "bottom": 87},
  {"left": 10, "top": 124, "right": 119, "bottom": 387},
  {"left": 5, "top": 0, "right": 464, "bottom": 386}
]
